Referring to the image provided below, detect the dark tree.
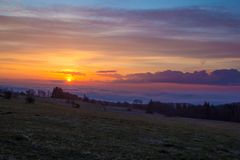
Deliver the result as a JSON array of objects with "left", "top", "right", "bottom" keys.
[
  {"left": 25, "top": 96, "right": 35, "bottom": 104},
  {"left": 51, "top": 87, "right": 64, "bottom": 98},
  {"left": 51, "top": 87, "right": 78, "bottom": 100},
  {"left": 3, "top": 91, "right": 12, "bottom": 99},
  {"left": 83, "top": 94, "right": 89, "bottom": 102},
  {"left": 25, "top": 89, "right": 35, "bottom": 104},
  {"left": 146, "top": 99, "right": 154, "bottom": 114}
]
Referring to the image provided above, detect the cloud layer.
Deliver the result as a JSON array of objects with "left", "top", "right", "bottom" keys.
[
  {"left": 116, "top": 69, "right": 240, "bottom": 85},
  {"left": 1, "top": 4, "right": 240, "bottom": 81},
  {"left": 96, "top": 70, "right": 117, "bottom": 73},
  {"left": 53, "top": 71, "right": 85, "bottom": 76},
  {"left": 0, "top": 6, "right": 240, "bottom": 59}
]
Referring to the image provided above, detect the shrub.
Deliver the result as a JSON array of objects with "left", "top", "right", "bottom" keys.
[
  {"left": 127, "top": 108, "right": 132, "bottom": 112},
  {"left": 83, "top": 94, "right": 89, "bottom": 102},
  {"left": 73, "top": 103, "right": 80, "bottom": 108},
  {"left": 71, "top": 101, "right": 80, "bottom": 108},
  {"left": 25, "top": 96, "right": 35, "bottom": 104},
  {"left": 146, "top": 110, "right": 154, "bottom": 114},
  {"left": 4, "top": 91, "right": 12, "bottom": 99},
  {"left": 146, "top": 99, "right": 154, "bottom": 114}
]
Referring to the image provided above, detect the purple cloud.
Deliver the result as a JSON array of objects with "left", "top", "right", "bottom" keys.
[
  {"left": 50, "top": 80, "right": 65, "bottom": 84},
  {"left": 117, "top": 69, "right": 240, "bottom": 85},
  {"left": 96, "top": 70, "right": 122, "bottom": 79},
  {"left": 0, "top": 6, "right": 240, "bottom": 59},
  {"left": 96, "top": 70, "right": 117, "bottom": 73}
]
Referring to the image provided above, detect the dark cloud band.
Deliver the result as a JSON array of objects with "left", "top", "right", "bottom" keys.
[{"left": 117, "top": 69, "right": 240, "bottom": 85}]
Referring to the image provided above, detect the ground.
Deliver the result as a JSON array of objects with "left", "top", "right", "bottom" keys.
[{"left": 0, "top": 97, "right": 240, "bottom": 160}]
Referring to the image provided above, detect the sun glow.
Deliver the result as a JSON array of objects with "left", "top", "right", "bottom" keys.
[{"left": 66, "top": 77, "right": 73, "bottom": 82}]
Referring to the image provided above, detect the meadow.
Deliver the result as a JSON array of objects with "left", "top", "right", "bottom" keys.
[{"left": 0, "top": 97, "right": 240, "bottom": 160}]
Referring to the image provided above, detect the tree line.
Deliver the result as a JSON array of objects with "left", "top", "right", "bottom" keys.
[
  {"left": 146, "top": 100, "right": 240, "bottom": 122},
  {"left": 1, "top": 87, "right": 240, "bottom": 122},
  {"left": 51, "top": 87, "right": 240, "bottom": 122}
]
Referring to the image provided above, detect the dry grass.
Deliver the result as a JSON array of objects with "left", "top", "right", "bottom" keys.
[{"left": 0, "top": 97, "right": 240, "bottom": 160}]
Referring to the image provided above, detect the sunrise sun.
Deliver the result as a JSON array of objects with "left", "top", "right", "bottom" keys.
[{"left": 66, "top": 77, "right": 72, "bottom": 82}]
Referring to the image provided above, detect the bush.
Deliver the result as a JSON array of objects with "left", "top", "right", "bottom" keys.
[
  {"left": 71, "top": 101, "right": 80, "bottom": 108},
  {"left": 4, "top": 91, "right": 12, "bottom": 99},
  {"left": 146, "top": 110, "right": 154, "bottom": 114},
  {"left": 127, "top": 108, "right": 132, "bottom": 112},
  {"left": 83, "top": 94, "right": 89, "bottom": 102},
  {"left": 73, "top": 103, "right": 80, "bottom": 108},
  {"left": 25, "top": 96, "right": 35, "bottom": 104}
]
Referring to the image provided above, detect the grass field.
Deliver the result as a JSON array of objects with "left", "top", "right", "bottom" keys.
[{"left": 0, "top": 97, "right": 240, "bottom": 160}]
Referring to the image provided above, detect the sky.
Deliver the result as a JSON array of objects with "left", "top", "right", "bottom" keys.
[{"left": 0, "top": 0, "right": 240, "bottom": 103}]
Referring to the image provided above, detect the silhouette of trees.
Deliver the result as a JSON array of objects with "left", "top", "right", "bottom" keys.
[
  {"left": 51, "top": 87, "right": 78, "bottom": 100},
  {"left": 146, "top": 100, "right": 154, "bottom": 114},
  {"left": 40, "top": 86, "right": 240, "bottom": 122},
  {"left": 145, "top": 101, "right": 240, "bottom": 122},
  {"left": 52, "top": 87, "right": 64, "bottom": 98},
  {"left": 83, "top": 94, "right": 89, "bottom": 102}
]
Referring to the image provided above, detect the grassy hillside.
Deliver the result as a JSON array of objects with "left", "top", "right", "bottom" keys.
[{"left": 0, "top": 97, "right": 240, "bottom": 160}]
